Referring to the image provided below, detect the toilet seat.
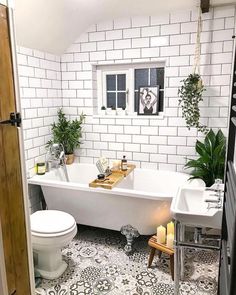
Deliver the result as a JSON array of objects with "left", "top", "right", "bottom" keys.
[{"left": 31, "top": 210, "right": 76, "bottom": 237}]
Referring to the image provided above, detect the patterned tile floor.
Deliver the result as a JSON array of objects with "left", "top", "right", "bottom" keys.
[{"left": 35, "top": 225, "right": 219, "bottom": 295}]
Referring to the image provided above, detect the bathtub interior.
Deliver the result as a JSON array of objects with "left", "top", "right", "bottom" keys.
[
  {"left": 116, "top": 168, "right": 190, "bottom": 196},
  {"left": 37, "top": 163, "right": 98, "bottom": 184}
]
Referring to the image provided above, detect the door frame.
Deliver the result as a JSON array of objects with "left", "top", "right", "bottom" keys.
[
  {"left": 0, "top": 220, "right": 8, "bottom": 295},
  {"left": 0, "top": 1, "right": 35, "bottom": 294}
]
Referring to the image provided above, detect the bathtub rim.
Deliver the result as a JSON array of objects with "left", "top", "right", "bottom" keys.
[{"left": 28, "top": 165, "right": 190, "bottom": 202}]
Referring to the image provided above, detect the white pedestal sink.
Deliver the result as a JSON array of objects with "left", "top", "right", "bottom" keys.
[{"left": 171, "top": 187, "right": 223, "bottom": 229}]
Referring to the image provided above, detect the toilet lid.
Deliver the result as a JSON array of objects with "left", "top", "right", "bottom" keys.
[{"left": 30, "top": 210, "right": 76, "bottom": 234}]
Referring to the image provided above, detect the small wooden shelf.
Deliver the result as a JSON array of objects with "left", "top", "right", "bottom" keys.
[
  {"left": 148, "top": 235, "right": 174, "bottom": 281},
  {"left": 148, "top": 235, "right": 174, "bottom": 255}
]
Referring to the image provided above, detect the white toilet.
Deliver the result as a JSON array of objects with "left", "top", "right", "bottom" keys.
[{"left": 30, "top": 210, "right": 77, "bottom": 280}]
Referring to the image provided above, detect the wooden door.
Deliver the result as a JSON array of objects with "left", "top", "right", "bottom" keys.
[{"left": 0, "top": 4, "right": 31, "bottom": 295}]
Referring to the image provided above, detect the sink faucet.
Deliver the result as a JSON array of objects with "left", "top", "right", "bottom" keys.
[{"left": 205, "top": 179, "right": 223, "bottom": 209}]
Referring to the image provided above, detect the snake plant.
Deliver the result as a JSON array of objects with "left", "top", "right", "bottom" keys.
[{"left": 185, "top": 129, "right": 226, "bottom": 187}]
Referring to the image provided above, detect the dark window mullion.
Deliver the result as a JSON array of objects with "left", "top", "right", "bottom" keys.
[{"left": 116, "top": 74, "right": 118, "bottom": 108}]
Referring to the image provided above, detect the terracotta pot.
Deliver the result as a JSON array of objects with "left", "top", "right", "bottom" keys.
[{"left": 66, "top": 154, "right": 74, "bottom": 165}]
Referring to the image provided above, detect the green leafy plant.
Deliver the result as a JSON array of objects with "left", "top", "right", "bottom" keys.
[
  {"left": 185, "top": 129, "right": 226, "bottom": 187},
  {"left": 48, "top": 109, "right": 85, "bottom": 154},
  {"left": 101, "top": 106, "right": 106, "bottom": 110},
  {"left": 178, "top": 73, "right": 208, "bottom": 134}
]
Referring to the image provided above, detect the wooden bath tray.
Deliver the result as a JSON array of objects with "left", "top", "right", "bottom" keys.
[
  {"left": 111, "top": 164, "right": 136, "bottom": 177},
  {"left": 89, "top": 164, "right": 135, "bottom": 189}
]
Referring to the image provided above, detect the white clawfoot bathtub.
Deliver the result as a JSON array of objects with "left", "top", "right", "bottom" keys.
[{"left": 28, "top": 163, "right": 190, "bottom": 235}]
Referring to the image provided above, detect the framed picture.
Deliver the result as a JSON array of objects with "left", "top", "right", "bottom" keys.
[{"left": 138, "top": 86, "right": 159, "bottom": 116}]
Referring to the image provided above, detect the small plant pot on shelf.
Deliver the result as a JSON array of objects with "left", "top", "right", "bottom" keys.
[
  {"left": 100, "top": 106, "right": 106, "bottom": 115},
  {"left": 117, "top": 108, "right": 126, "bottom": 116},
  {"left": 100, "top": 110, "right": 106, "bottom": 116},
  {"left": 66, "top": 154, "right": 74, "bottom": 165},
  {"left": 106, "top": 108, "right": 117, "bottom": 115},
  {"left": 106, "top": 108, "right": 112, "bottom": 115}
]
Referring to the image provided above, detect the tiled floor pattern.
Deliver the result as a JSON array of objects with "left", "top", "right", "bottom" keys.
[{"left": 35, "top": 225, "right": 219, "bottom": 295}]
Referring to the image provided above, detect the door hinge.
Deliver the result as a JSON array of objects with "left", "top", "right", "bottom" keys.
[{"left": 0, "top": 112, "right": 22, "bottom": 127}]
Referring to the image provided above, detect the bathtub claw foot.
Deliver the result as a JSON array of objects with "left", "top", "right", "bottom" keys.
[{"left": 121, "top": 225, "right": 140, "bottom": 254}]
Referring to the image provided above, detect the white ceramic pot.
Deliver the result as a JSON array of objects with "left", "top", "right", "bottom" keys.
[
  {"left": 100, "top": 109, "right": 106, "bottom": 115},
  {"left": 117, "top": 108, "right": 126, "bottom": 116},
  {"left": 106, "top": 108, "right": 112, "bottom": 115}
]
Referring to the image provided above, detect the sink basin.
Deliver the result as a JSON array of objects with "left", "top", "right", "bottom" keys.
[{"left": 171, "top": 187, "right": 223, "bottom": 229}]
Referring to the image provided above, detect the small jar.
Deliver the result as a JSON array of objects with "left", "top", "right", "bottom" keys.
[{"left": 36, "top": 163, "right": 46, "bottom": 175}]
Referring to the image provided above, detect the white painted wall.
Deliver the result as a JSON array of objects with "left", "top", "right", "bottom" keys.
[{"left": 14, "top": 0, "right": 236, "bottom": 54}]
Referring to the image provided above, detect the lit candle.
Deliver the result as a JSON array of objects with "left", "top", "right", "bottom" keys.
[
  {"left": 112, "top": 160, "right": 121, "bottom": 170},
  {"left": 166, "top": 233, "right": 174, "bottom": 249},
  {"left": 156, "top": 225, "right": 166, "bottom": 244},
  {"left": 167, "top": 221, "right": 174, "bottom": 235}
]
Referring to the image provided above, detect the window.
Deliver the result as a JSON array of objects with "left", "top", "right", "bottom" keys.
[
  {"left": 106, "top": 74, "right": 127, "bottom": 109},
  {"left": 97, "top": 63, "right": 165, "bottom": 116}
]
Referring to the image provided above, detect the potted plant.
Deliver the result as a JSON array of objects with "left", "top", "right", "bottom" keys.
[
  {"left": 178, "top": 73, "right": 208, "bottom": 134},
  {"left": 117, "top": 106, "right": 126, "bottom": 116},
  {"left": 106, "top": 106, "right": 116, "bottom": 115},
  {"left": 100, "top": 106, "right": 106, "bottom": 115},
  {"left": 48, "top": 109, "right": 85, "bottom": 164},
  {"left": 110, "top": 106, "right": 116, "bottom": 115},
  {"left": 185, "top": 129, "right": 226, "bottom": 187}
]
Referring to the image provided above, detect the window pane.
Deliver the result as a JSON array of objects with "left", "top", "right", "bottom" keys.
[
  {"left": 150, "top": 68, "right": 157, "bottom": 87},
  {"left": 135, "top": 69, "right": 149, "bottom": 90},
  {"left": 117, "top": 92, "right": 126, "bottom": 109},
  {"left": 107, "top": 92, "right": 116, "bottom": 108},
  {"left": 134, "top": 92, "right": 139, "bottom": 112},
  {"left": 117, "top": 74, "right": 126, "bottom": 90},
  {"left": 106, "top": 75, "right": 116, "bottom": 91},
  {"left": 159, "top": 91, "right": 164, "bottom": 112},
  {"left": 151, "top": 68, "right": 164, "bottom": 89}
]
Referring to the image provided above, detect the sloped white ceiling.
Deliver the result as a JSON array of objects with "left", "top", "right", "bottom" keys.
[{"left": 14, "top": 0, "right": 236, "bottom": 55}]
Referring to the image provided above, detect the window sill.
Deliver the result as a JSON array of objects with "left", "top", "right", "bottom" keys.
[{"left": 93, "top": 112, "right": 164, "bottom": 120}]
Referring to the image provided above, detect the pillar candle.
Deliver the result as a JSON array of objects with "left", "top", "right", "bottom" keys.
[
  {"left": 167, "top": 221, "right": 174, "bottom": 235},
  {"left": 166, "top": 233, "right": 174, "bottom": 249},
  {"left": 156, "top": 225, "right": 166, "bottom": 244}
]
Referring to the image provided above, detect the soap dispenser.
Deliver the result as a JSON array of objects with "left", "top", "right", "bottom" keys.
[{"left": 121, "top": 155, "right": 127, "bottom": 171}]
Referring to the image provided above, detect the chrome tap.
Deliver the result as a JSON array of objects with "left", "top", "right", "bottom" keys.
[
  {"left": 46, "top": 143, "right": 69, "bottom": 181},
  {"left": 46, "top": 143, "right": 66, "bottom": 169},
  {"left": 205, "top": 179, "right": 223, "bottom": 209}
]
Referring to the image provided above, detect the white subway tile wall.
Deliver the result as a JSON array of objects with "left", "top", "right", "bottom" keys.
[
  {"left": 17, "top": 46, "right": 62, "bottom": 176},
  {"left": 18, "top": 6, "right": 235, "bottom": 176}
]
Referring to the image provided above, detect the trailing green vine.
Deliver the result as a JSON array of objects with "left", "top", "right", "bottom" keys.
[{"left": 178, "top": 73, "right": 208, "bottom": 134}]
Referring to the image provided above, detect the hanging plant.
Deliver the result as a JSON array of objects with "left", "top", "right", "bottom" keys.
[
  {"left": 178, "top": 73, "right": 208, "bottom": 134},
  {"left": 178, "top": 8, "right": 208, "bottom": 134}
]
